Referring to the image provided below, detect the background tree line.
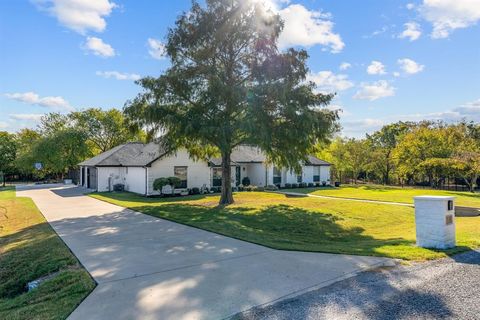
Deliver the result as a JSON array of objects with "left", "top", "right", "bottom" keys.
[
  {"left": 318, "top": 120, "right": 480, "bottom": 192},
  {"left": 0, "top": 108, "right": 144, "bottom": 185}
]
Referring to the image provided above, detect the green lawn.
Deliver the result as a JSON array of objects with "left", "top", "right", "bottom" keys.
[
  {"left": 283, "top": 184, "right": 480, "bottom": 207},
  {"left": 90, "top": 191, "right": 480, "bottom": 261},
  {"left": 0, "top": 187, "right": 95, "bottom": 320}
]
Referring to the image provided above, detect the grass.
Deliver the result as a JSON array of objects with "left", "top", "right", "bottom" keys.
[
  {"left": 0, "top": 187, "right": 95, "bottom": 320},
  {"left": 282, "top": 184, "right": 480, "bottom": 207},
  {"left": 90, "top": 191, "right": 480, "bottom": 261}
]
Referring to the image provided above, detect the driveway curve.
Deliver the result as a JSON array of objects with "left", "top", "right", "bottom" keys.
[{"left": 17, "top": 185, "right": 393, "bottom": 320}]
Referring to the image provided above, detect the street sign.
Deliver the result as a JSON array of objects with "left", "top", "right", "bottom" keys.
[{"left": 34, "top": 162, "right": 43, "bottom": 170}]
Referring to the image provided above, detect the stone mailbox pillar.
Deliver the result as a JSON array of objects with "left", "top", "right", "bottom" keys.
[{"left": 414, "top": 196, "right": 456, "bottom": 249}]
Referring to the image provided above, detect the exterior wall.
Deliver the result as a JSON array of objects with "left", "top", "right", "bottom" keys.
[
  {"left": 244, "top": 163, "right": 267, "bottom": 186},
  {"left": 147, "top": 149, "right": 210, "bottom": 195},
  {"left": 97, "top": 167, "right": 125, "bottom": 192},
  {"left": 124, "top": 167, "right": 147, "bottom": 194},
  {"left": 320, "top": 166, "right": 331, "bottom": 184},
  {"left": 303, "top": 166, "right": 314, "bottom": 184}
]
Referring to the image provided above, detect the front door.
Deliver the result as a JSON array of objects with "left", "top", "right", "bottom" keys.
[{"left": 236, "top": 166, "right": 241, "bottom": 186}]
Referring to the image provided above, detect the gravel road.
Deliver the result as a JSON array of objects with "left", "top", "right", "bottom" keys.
[{"left": 234, "top": 249, "right": 480, "bottom": 320}]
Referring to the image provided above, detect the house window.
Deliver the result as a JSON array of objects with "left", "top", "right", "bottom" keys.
[
  {"left": 313, "top": 166, "right": 320, "bottom": 182},
  {"left": 212, "top": 167, "right": 222, "bottom": 187},
  {"left": 297, "top": 175, "right": 302, "bottom": 183},
  {"left": 273, "top": 167, "right": 282, "bottom": 185},
  {"left": 174, "top": 166, "right": 188, "bottom": 188}
]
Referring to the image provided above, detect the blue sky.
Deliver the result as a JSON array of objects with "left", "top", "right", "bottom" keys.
[{"left": 1, "top": 0, "right": 479, "bottom": 137}]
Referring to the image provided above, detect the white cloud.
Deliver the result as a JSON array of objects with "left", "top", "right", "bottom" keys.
[
  {"left": 277, "top": 4, "right": 344, "bottom": 53},
  {"left": 307, "top": 71, "right": 354, "bottom": 93},
  {"left": 393, "top": 72, "right": 401, "bottom": 77},
  {"left": 366, "top": 61, "right": 387, "bottom": 75},
  {"left": 4, "top": 92, "right": 74, "bottom": 111},
  {"left": 339, "top": 62, "right": 351, "bottom": 70},
  {"left": 96, "top": 71, "right": 141, "bottom": 81},
  {"left": 147, "top": 38, "right": 166, "bottom": 60},
  {"left": 398, "top": 58, "right": 425, "bottom": 74},
  {"left": 399, "top": 22, "right": 422, "bottom": 41},
  {"left": 0, "top": 121, "right": 9, "bottom": 129},
  {"left": 406, "top": 3, "right": 416, "bottom": 10},
  {"left": 353, "top": 80, "right": 395, "bottom": 101},
  {"left": 326, "top": 104, "right": 352, "bottom": 117},
  {"left": 341, "top": 118, "right": 386, "bottom": 137},
  {"left": 83, "top": 36, "right": 115, "bottom": 57},
  {"left": 33, "top": 0, "right": 117, "bottom": 34},
  {"left": 420, "top": 0, "right": 480, "bottom": 38},
  {"left": 9, "top": 114, "right": 44, "bottom": 121}
]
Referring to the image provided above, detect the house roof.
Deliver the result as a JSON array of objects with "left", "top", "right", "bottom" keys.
[
  {"left": 78, "top": 142, "right": 167, "bottom": 167},
  {"left": 209, "top": 145, "right": 331, "bottom": 166},
  {"left": 79, "top": 143, "right": 330, "bottom": 167},
  {"left": 208, "top": 145, "right": 267, "bottom": 166}
]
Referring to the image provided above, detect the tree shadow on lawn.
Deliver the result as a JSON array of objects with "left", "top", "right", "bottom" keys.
[{"left": 128, "top": 203, "right": 421, "bottom": 258}]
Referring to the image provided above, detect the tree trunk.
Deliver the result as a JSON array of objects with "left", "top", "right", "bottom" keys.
[{"left": 219, "top": 151, "right": 234, "bottom": 205}]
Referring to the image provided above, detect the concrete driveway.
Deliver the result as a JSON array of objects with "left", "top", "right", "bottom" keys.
[{"left": 17, "top": 185, "right": 393, "bottom": 320}]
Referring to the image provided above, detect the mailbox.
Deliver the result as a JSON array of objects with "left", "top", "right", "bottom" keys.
[{"left": 414, "top": 196, "right": 456, "bottom": 249}]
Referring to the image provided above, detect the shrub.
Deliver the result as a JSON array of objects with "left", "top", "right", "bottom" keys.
[
  {"left": 153, "top": 177, "right": 169, "bottom": 192},
  {"left": 322, "top": 181, "right": 327, "bottom": 186},
  {"left": 315, "top": 182, "right": 321, "bottom": 187},
  {"left": 291, "top": 183, "right": 298, "bottom": 188},
  {"left": 284, "top": 183, "right": 292, "bottom": 189},
  {"left": 113, "top": 184, "right": 124, "bottom": 192},
  {"left": 211, "top": 186, "right": 221, "bottom": 193},
  {"left": 238, "top": 184, "right": 244, "bottom": 191},
  {"left": 308, "top": 182, "right": 315, "bottom": 188},
  {"left": 191, "top": 187, "right": 200, "bottom": 195},
  {"left": 256, "top": 186, "right": 264, "bottom": 191},
  {"left": 265, "top": 184, "right": 278, "bottom": 191},
  {"left": 167, "top": 176, "right": 182, "bottom": 188},
  {"left": 242, "top": 177, "right": 251, "bottom": 186}
]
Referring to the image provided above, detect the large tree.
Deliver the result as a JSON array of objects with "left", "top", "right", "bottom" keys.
[
  {"left": 366, "top": 121, "right": 412, "bottom": 185},
  {"left": 125, "top": 0, "right": 338, "bottom": 204},
  {"left": 71, "top": 108, "right": 144, "bottom": 153},
  {"left": 0, "top": 132, "right": 17, "bottom": 186}
]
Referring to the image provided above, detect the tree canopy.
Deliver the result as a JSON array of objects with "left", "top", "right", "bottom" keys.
[{"left": 125, "top": 0, "right": 338, "bottom": 204}]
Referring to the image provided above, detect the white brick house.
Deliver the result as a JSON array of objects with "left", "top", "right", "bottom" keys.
[{"left": 78, "top": 142, "right": 331, "bottom": 195}]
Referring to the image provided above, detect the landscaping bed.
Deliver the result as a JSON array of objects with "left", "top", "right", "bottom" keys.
[
  {"left": 0, "top": 187, "right": 95, "bottom": 320},
  {"left": 90, "top": 191, "right": 480, "bottom": 261}
]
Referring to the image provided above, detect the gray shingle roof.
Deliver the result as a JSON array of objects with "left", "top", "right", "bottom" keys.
[
  {"left": 79, "top": 143, "right": 330, "bottom": 167},
  {"left": 306, "top": 155, "right": 331, "bottom": 166},
  {"left": 209, "top": 145, "right": 267, "bottom": 166},
  {"left": 78, "top": 142, "right": 166, "bottom": 167}
]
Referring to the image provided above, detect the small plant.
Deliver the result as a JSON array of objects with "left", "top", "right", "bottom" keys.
[
  {"left": 238, "top": 184, "right": 244, "bottom": 191},
  {"left": 211, "top": 186, "right": 221, "bottom": 193},
  {"left": 113, "top": 184, "right": 124, "bottom": 192},
  {"left": 284, "top": 183, "right": 292, "bottom": 189},
  {"left": 308, "top": 182, "right": 314, "bottom": 188},
  {"left": 191, "top": 187, "right": 200, "bottom": 195},
  {"left": 315, "top": 182, "right": 321, "bottom": 187},
  {"left": 242, "top": 176, "right": 251, "bottom": 186},
  {"left": 256, "top": 186, "right": 264, "bottom": 191},
  {"left": 153, "top": 177, "right": 169, "bottom": 195},
  {"left": 322, "top": 181, "right": 327, "bottom": 186},
  {"left": 291, "top": 183, "right": 298, "bottom": 188}
]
